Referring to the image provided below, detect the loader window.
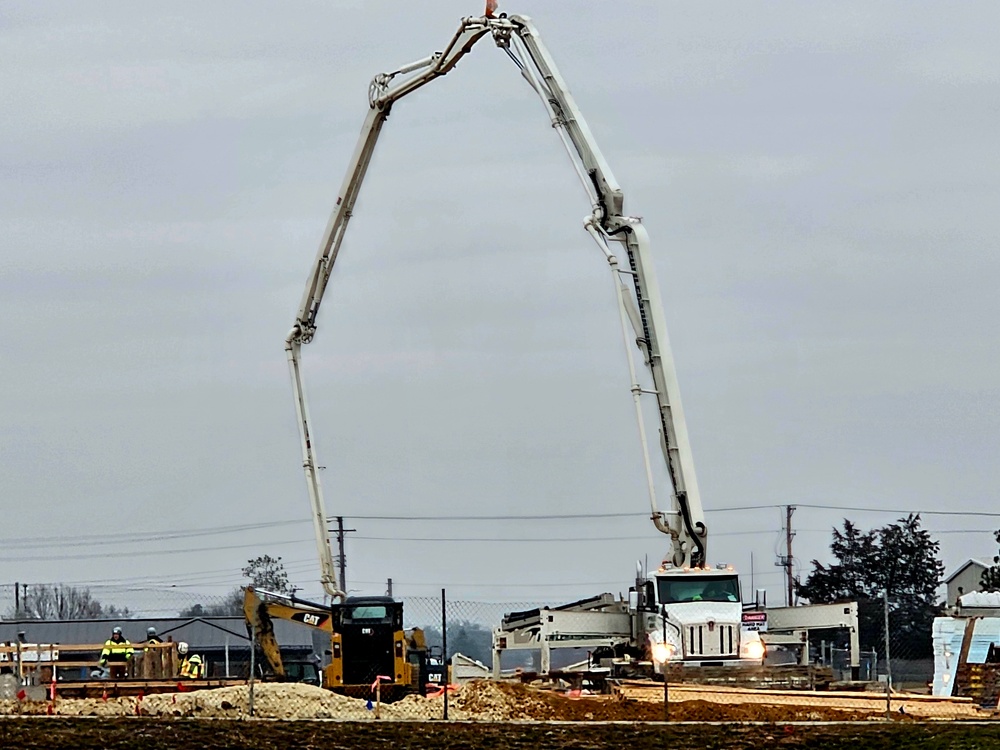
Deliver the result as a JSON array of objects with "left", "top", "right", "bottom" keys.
[
  {"left": 346, "top": 605, "right": 388, "bottom": 621},
  {"left": 657, "top": 576, "right": 739, "bottom": 604}
]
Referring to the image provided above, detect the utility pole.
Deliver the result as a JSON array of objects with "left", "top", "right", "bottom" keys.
[
  {"left": 332, "top": 517, "right": 356, "bottom": 594},
  {"left": 785, "top": 505, "right": 796, "bottom": 607},
  {"left": 774, "top": 505, "right": 796, "bottom": 607},
  {"left": 14, "top": 581, "right": 19, "bottom": 617}
]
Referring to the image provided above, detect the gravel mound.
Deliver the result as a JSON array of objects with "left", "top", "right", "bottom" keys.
[{"left": 141, "top": 684, "right": 375, "bottom": 719}]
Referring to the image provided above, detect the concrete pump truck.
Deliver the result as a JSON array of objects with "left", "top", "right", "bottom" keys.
[{"left": 252, "top": 5, "right": 859, "bottom": 689}]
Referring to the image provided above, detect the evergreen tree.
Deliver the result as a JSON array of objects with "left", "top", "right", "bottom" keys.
[
  {"left": 981, "top": 530, "right": 1000, "bottom": 592},
  {"left": 797, "top": 514, "right": 944, "bottom": 657}
]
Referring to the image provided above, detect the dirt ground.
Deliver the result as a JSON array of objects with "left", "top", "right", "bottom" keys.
[
  {"left": 617, "top": 682, "right": 985, "bottom": 720},
  {"left": 3, "top": 680, "right": 988, "bottom": 723},
  {"left": 4, "top": 719, "right": 1000, "bottom": 750},
  {"left": 1, "top": 681, "right": 894, "bottom": 722},
  {"left": 451, "top": 681, "right": 885, "bottom": 722}
]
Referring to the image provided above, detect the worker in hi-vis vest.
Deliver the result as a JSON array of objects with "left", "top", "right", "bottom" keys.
[
  {"left": 99, "top": 626, "right": 134, "bottom": 679},
  {"left": 177, "top": 642, "right": 205, "bottom": 679}
]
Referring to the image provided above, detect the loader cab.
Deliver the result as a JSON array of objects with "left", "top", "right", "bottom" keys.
[{"left": 330, "top": 596, "right": 407, "bottom": 688}]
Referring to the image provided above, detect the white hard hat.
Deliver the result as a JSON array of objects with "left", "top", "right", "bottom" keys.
[{"left": 177, "top": 641, "right": 189, "bottom": 655}]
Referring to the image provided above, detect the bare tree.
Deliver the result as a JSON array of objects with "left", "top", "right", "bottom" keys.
[
  {"left": 14, "top": 584, "right": 129, "bottom": 620},
  {"left": 178, "top": 555, "right": 294, "bottom": 617},
  {"left": 242, "top": 555, "right": 292, "bottom": 594}
]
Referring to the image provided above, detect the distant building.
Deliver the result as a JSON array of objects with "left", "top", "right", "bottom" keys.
[
  {"left": 0, "top": 616, "right": 318, "bottom": 680},
  {"left": 945, "top": 559, "right": 992, "bottom": 607}
]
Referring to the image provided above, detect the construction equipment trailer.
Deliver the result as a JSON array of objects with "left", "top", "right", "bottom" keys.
[{"left": 280, "top": 6, "right": 860, "bottom": 684}]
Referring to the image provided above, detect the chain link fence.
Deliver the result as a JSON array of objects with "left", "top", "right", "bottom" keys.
[{"left": 0, "top": 584, "right": 995, "bottom": 720}]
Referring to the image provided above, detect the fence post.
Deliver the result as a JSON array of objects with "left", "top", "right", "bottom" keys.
[
  {"left": 249, "top": 623, "right": 256, "bottom": 718},
  {"left": 883, "top": 589, "right": 891, "bottom": 719},
  {"left": 661, "top": 604, "right": 669, "bottom": 721},
  {"left": 442, "top": 588, "right": 448, "bottom": 721}
]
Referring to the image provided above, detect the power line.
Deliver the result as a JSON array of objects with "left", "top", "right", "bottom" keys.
[
  {"left": 21, "top": 558, "right": 319, "bottom": 588},
  {"left": 3, "top": 503, "right": 994, "bottom": 551},
  {"left": 0, "top": 519, "right": 307, "bottom": 550},
  {"left": 342, "top": 512, "right": 648, "bottom": 521},
  {"left": 3, "top": 522, "right": 992, "bottom": 565},
  {"left": 349, "top": 529, "right": 779, "bottom": 543},
  {"left": 334, "top": 504, "right": 1000, "bottom": 521},
  {"left": 348, "top": 572, "right": 791, "bottom": 589},
  {"left": 737, "top": 503, "right": 1000, "bottom": 519},
  {"left": 0, "top": 537, "right": 314, "bottom": 563}
]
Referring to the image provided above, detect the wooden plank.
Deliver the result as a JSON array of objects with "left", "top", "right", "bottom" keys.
[
  {"left": 0, "top": 643, "right": 175, "bottom": 653},
  {"left": 616, "top": 679, "right": 975, "bottom": 703},
  {"left": 614, "top": 681, "right": 982, "bottom": 718}
]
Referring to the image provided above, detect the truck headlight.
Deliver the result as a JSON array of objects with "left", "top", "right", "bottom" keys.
[
  {"left": 651, "top": 642, "right": 676, "bottom": 663},
  {"left": 741, "top": 640, "right": 765, "bottom": 660}
]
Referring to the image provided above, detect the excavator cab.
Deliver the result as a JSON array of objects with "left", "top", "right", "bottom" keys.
[{"left": 282, "top": 658, "right": 322, "bottom": 686}]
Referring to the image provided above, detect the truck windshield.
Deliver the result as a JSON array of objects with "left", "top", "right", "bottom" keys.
[{"left": 657, "top": 575, "right": 739, "bottom": 604}]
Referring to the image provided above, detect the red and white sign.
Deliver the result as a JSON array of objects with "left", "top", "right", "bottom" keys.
[{"left": 741, "top": 611, "right": 768, "bottom": 632}]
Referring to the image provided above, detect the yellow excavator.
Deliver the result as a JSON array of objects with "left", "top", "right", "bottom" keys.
[{"left": 243, "top": 586, "right": 431, "bottom": 698}]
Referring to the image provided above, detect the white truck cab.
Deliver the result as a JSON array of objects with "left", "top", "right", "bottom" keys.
[{"left": 636, "top": 564, "right": 765, "bottom": 669}]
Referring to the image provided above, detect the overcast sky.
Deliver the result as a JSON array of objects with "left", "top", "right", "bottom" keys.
[{"left": 2, "top": 1, "right": 998, "bottom": 617}]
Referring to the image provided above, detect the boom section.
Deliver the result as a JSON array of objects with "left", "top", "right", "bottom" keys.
[
  {"left": 285, "top": 16, "right": 500, "bottom": 600},
  {"left": 286, "top": 13, "right": 708, "bottom": 599},
  {"left": 507, "top": 15, "right": 707, "bottom": 566}
]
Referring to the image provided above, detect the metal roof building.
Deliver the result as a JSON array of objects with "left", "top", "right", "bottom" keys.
[{"left": 0, "top": 616, "right": 320, "bottom": 679}]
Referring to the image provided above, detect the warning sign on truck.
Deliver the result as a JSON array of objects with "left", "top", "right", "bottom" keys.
[{"left": 741, "top": 611, "right": 768, "bottom": 632}]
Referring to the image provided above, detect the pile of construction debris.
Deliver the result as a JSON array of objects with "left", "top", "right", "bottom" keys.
[{"left": 450, "top": 681, "right": 555, "bottom": 721}]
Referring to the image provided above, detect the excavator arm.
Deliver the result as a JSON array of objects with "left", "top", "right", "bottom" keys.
[
  {"left": 286, "top": 11, "right": 708, "bottom": 580},
  {"left": 243, "top": 586, "right": 333, "bottom": 680}
]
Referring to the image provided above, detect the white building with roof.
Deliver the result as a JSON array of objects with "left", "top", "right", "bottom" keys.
[{"left": 944, "top": 559, "right": 993, "bottom": 607}]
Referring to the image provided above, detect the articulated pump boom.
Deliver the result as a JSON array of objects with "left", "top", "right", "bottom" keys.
[{"left": 285, "top": 12, "right": 708, "bottom": 584}]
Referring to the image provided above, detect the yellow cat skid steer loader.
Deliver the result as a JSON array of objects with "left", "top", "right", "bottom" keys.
[{"left": 243, "top": 586, "right": 429, "bottom": 700}]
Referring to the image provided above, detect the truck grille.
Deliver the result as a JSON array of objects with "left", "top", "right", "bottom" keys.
[{"left": 686, "top": 623, "right": 736, "bottom": 658}]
